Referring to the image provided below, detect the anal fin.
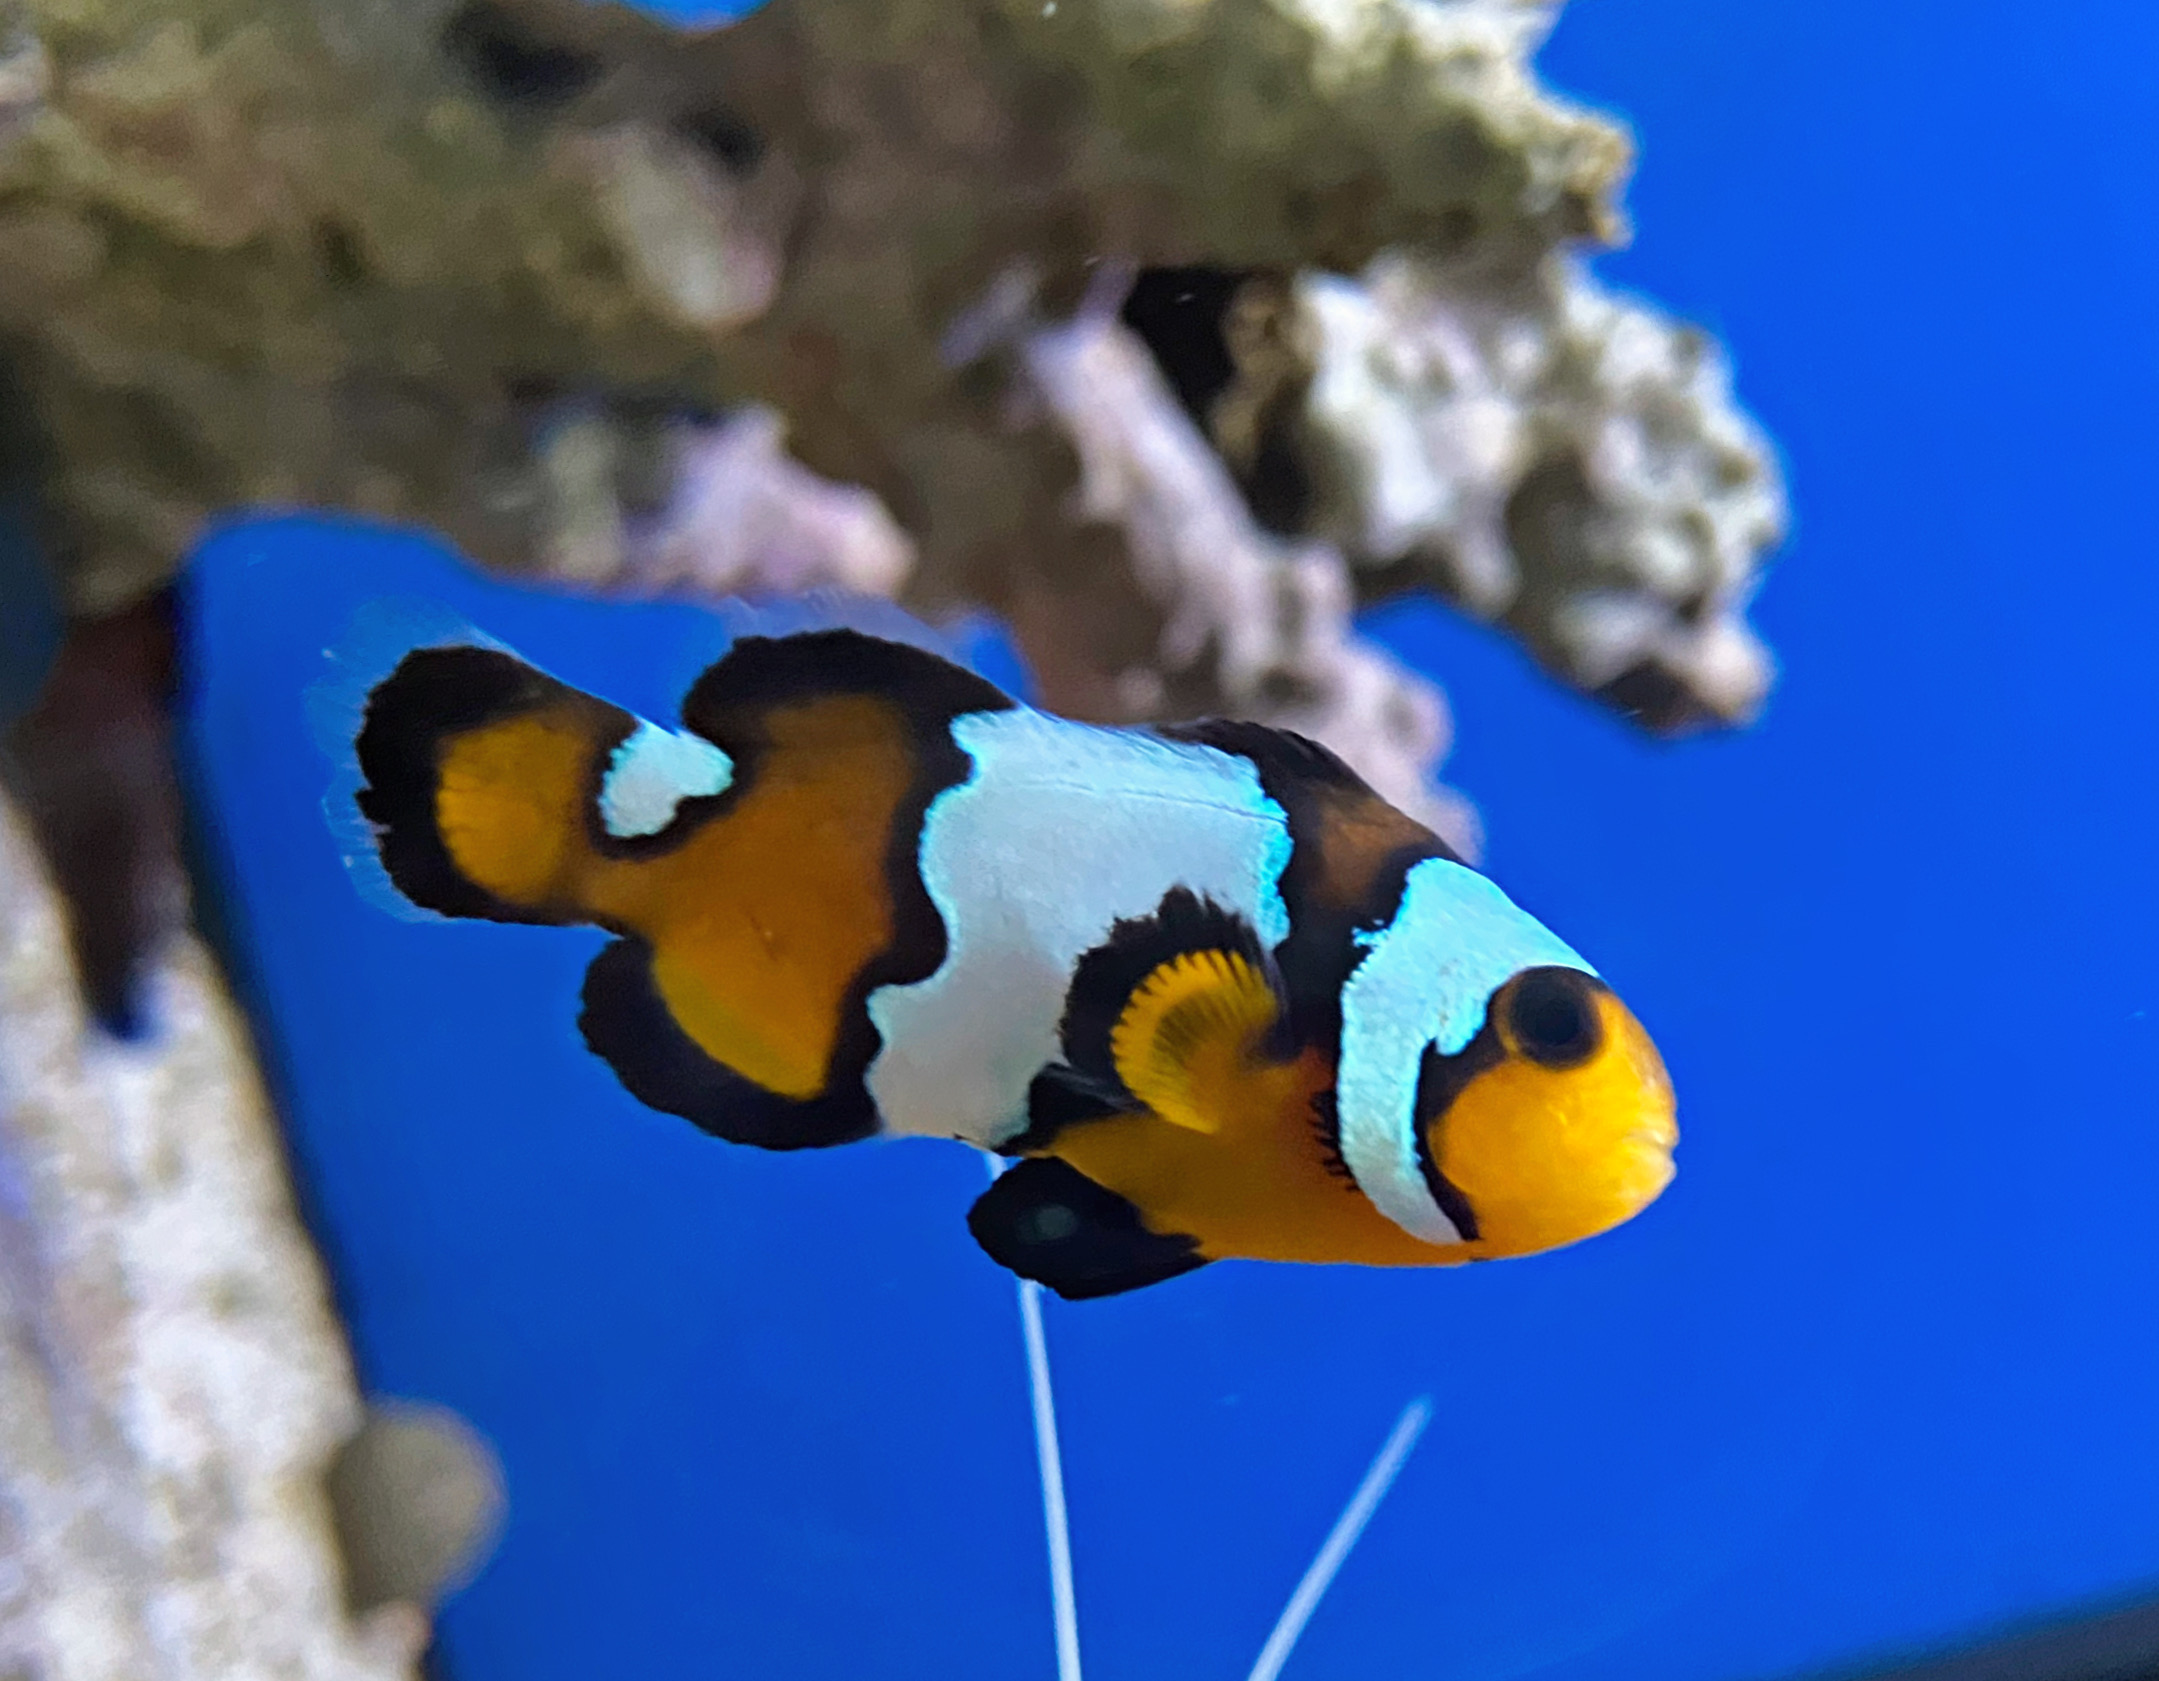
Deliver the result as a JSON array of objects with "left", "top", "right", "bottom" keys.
[
  {"left": 579, "top": 937, "right": 876, "bottom": 1150},
  {"left": 967, "top": 1157, "right": 1209, "bottom": 1300}
]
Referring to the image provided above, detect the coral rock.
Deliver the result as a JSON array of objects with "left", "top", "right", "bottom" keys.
[
  {"left": 1225, "top": 253, "right": 1786, "bottom": 729},
  {"left": 0, "top": 0, "right": 1782, "bottom": 956},
  {"left": 0, "top": 791, "right": 425, "bottom": 1681}
]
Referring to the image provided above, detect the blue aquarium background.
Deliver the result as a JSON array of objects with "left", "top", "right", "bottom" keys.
[{"left": 173, "top": 0, "right": 2159, "bottom": 1678}]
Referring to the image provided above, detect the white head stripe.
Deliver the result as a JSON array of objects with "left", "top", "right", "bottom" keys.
[
  {"left": 1335, "top": 857, "right": 1597, "bottom": 1245},
  {"left": 599, "top": 722, "right": 734, "bottom": 839}
]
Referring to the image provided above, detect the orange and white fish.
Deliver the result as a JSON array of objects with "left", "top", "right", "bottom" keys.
[{"left": 342, "top": 623, "right": 1676, "bottom": 1298}]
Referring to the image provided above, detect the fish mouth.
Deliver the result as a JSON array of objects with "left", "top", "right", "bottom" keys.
[
  {"left": 1628, "top": 1119, "right": 1679, "bottom": 1154},
  {"left": 1620, "top": 1123, "right": 1679, "bottom": 1208}
]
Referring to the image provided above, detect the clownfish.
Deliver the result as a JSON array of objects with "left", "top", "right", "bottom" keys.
[{"left": 340, "top": 622, "right": 1676, "bottom": 1299}]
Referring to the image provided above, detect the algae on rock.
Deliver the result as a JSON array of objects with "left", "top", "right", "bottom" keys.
[{"left": 0, "top": 0, "right": 1784, "bottom": 839}]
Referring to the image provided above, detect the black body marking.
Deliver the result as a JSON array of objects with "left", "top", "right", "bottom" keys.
[
  {"left": 1307, "top": 1085, "right": 1354, "bottom": 1182},
  {"left": 968, "top": 1158, "right": 1210, "bottom": 1301},
  {"left": 1411, "top": 1032, "right": 1509, "bottom": 1242},
  {"left": 679, "top": 628, "right": 1013, "bottom": 742},
  {"left": 1161, "top": 716, "right": 1369, "bottom": 796},
  {"left": 578, "top": 937, "right": 878, "bottom": 1149},
  {"left": 1162, "top": 717, "right": 1455, "bottom": 1059},
  {"left": 591, "top": 628, "right": 1016, "bottom": 865}
]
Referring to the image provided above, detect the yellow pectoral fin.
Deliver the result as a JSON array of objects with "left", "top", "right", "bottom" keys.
[{"left": 1109, "top": 949, "right": 1281, "bottom": 1134}]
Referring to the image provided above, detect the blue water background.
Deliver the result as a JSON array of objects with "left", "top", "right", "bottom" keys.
[{"left": 171, "top": 0, "right": 2159, "bottom": 1677}]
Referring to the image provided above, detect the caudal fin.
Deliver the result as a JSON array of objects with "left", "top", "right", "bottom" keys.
[{"left": 353, "top": 644, "right": 668, "bottom": 925}]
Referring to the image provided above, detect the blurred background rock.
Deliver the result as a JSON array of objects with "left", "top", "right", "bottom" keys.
[{"left": 0, "top": 790, "right": 500, "bottom": 1680}]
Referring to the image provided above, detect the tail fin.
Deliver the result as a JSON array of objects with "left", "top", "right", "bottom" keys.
[
  {"left": 352, "top": 644, "right": 638, "bottom": 924},
  {"left": 311, "top": 599, "right": 520, "bottom": 924}
]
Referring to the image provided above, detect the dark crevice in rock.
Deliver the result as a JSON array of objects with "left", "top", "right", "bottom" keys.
[
  {"left": 1239, "top": 409, "right": 1312, "bottom": 536},
  {"left": 441, "top": 0, "right": 603, "bottom": 107},
  {"left": 0, "top": 591, "right": 183, "bottom": 1038},
  {"left": 1120, "top": 267, "right": 1313, "bottom": 535},
  {"left": 1118, "top": 266, "right": 1250, "bottom": 430},
  {"left": 1595, "top": 661, "right": 1718, "bottom": 735},
  {"left": 672, "top": 105, "right": 766, "bottom": 175}
]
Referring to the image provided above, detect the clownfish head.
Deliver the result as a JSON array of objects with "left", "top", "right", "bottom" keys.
[
  {"left": 1420, "top": 966, "right": 1676, "bottom": 1260},
  {"left": 1332, "top": 857, "right": 1677, "bottom": 1263}
]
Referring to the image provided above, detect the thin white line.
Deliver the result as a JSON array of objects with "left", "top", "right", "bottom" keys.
[
  {"left": 1244, "top": 1396, "right": 1434, "bottom": 1681},
  {"left": 988, "top": 1156, "right": 1084, "bottom": 1681},
  {"left": 1019, "top": 1276, "right": 1084, "bottom": 1681}
]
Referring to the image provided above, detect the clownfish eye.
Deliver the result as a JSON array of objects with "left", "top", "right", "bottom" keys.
[{"left": 1504, "top": 967, "right": 1603, "bottom": 1068}]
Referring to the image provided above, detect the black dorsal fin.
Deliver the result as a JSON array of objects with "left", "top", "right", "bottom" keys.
[
  {"left": 968, "top": 1158, "right": 1209, "bottom": 1300},
  {"left": 1162, "top": 716, "right": 1371, "bottom": 795},
  {"left": 680, "top": 628, "right": 1014, "bottom": 748}
]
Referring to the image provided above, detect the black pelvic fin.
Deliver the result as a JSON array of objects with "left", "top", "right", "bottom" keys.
[
  {"left": 967, "top": 1157, "right": 1209, "bottom": 1301},
  {"left": 578, "top": 937, "right": 877, "bottom": 1151}
]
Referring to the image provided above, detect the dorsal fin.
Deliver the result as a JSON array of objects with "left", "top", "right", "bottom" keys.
[
  {"left": 681, "top": 627, "right": 1013, "bottom": 746},
  {"left": 1161, "top": 716, "right": 1371, "bottom": 796}
]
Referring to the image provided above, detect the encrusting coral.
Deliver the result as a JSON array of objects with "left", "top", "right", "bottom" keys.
[
  {"left": 0, "top": 0, "right": 1784, "bottom": 1667},
  {"left": 0, "top": 790, "right": 431, "bottom": 1681},
  {"left": 0, "top": 0, "right": 1784, "bottom": 828},
  {"left": 1199, "top": 252, "right": 1783, "bottom": 729}
]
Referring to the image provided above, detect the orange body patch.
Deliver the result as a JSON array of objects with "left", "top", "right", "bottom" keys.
[
  {"left": 1046, "top": 1051, "right": 1470, "bottom": 1268},
  {"left": 436, "top": 706, "right": 601, "bottom": 912},
  {"left": 439, "top": 693, "right": 918, "bottom": 1101}
]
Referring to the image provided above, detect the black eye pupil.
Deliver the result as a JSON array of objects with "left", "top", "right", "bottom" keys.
[{"left": 1508, "top": 969, "right": 1600, "bottom": 1066}]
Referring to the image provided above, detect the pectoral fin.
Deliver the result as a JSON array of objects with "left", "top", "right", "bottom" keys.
[
  {"left": 1109, "top": 948, "right": 1280, "bottom": 1134},
  {"left": 967, "top": 1158, "right": 1208, "bottom": 1301},
  {"left": 1057, "top": 887, "right": 1286, "bottom": 1137}
]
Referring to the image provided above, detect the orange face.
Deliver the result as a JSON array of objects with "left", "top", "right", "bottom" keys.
[
  {"left": 1041, "top": 963, "right": 1675, "bottom": 1274},
  {"left": 1426, "top": 968, "right": 1678, "bottom": 1260}
]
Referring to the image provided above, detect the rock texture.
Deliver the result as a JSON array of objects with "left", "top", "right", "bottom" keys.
[
  {"left": 0, "top": 791, "right": 424, "bottom": 1681},
  {"left": 1208, "top": 252, "right": 1785, "bottom": 729},
  {"left": 0, "top": 0, "right": 1784, "bottom": 838},
  {"left": 995, "top": 272, "right": 1480, "bottom": 842}
]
